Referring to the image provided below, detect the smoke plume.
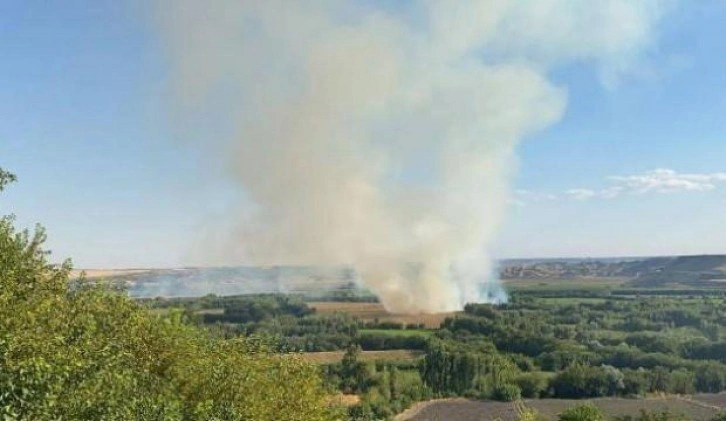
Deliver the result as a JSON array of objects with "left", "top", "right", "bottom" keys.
[{"left": 153, "top": 1, "right": 672, "bottom": 313}]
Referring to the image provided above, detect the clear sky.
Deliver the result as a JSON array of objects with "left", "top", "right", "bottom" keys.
[{"left": 1, "top": 1, "right": 725, "bottom": 268}]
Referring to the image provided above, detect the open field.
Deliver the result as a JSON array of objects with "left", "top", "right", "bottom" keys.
[
  {"left": 308, "top": 302, "right": 455, "bottom": 329},
  {"left": 503, "top": 277, "right": 628, "bottom": 290},
  {"left": 538, "top": 297, "right": 611, "bottom": 304},
  {"left": 398, "top": 396, "right": 725, "bottom": 421},
  {"left": 299, "top": 350, "right": 423, "bottom": 364},
  {"left": 691, "top": 393, "right": 726, "bottom": 408}
]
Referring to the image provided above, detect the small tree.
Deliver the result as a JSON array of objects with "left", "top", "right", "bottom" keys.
[
  {"left": 340, "top": 344, "right": 373, "bottom": 394},
  {"left": 493, "top": 383, "right": 522, "bottom": 401},
  {"left": 559, "top": 403, "right": 604, "bottom": 421}
]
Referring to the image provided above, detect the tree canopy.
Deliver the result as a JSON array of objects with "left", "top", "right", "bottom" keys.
[{"left": 0, "top": 168, "right": 340, "bottom": 420}]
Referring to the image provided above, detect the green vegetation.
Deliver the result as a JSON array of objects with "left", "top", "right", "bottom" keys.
[
  {"left": 153, "top": 285, "right": 726, "bottom": 419},
  {"left": 0, "top": 168, "right": 339, "bottom": 420},
  {"left": 559, "top": 403, "right": 605, "bottom": 421},
  {"left": 142, "top": 269, "right": 726, "bottom": 420},
  {"left": 7, "top": 166, "right": 726, "bottom": 420}
]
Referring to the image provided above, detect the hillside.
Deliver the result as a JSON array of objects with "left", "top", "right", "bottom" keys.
[{"left": 501, "top": 255, "right": 726, "bottom": 288}]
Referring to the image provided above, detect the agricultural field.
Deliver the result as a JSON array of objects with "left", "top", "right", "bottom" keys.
[
  {"left": 308, "top": 301, "right": 455, "bottom": 329},
  {"left": 502, "top": 277, "right": 628, "bottom": 291},
  {"left": 400, "top": 396, "right": 725, "bottom": 421},
  {"left": 139, "top": 261, "right": 726, "bottom": 421},
  {"left": 300, "top": 350, "right": 423, "bottom": 364},
  {"left": 690, "top": 393, "right": 726, "bottom": 409}
]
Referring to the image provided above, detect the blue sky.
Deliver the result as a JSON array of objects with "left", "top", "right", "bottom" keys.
[{"left": 1, "top": 1, "right": 725, "bottom": 268}]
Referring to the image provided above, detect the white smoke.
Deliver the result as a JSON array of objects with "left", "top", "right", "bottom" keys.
[{"left": 153, "top": 0, "right": 673, "bottom": 313}]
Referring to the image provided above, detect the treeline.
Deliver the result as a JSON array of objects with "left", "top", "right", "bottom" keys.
[
  {"left": 420, "top": 343, "right": 726, "bottom": 400},
  {"left": 147, "top": 294, "right": 434, "bottom": 353},
  {"left": 200, "top": 294, "right": 314, "bottom": 323},
  {"left": 417, "top": 299, "right": 726, "bottom": 400}
]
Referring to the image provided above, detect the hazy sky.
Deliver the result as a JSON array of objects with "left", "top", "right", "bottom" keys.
[{"left": 2, "top": 1, "right": 725, "bottom": 268}]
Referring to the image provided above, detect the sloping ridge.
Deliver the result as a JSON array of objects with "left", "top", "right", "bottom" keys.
[
  {"left": 629, "top": 255, "right": 726, "bottom": 287},
  {"left": 665, "top": 255, "right": 726, "bottom": 273}
]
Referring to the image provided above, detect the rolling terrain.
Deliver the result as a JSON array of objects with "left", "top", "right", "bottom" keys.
[{"left": 76, "top": 255, "right": 726, "bottom": 301}]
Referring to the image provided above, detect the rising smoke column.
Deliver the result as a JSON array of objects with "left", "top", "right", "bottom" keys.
[{"left": 153, "top": 1, "right": 673, "bottom": 313}]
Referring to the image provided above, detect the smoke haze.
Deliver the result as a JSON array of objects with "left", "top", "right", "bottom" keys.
[{"left": 153, "top": 1, "right": 672, "bottom": 313}]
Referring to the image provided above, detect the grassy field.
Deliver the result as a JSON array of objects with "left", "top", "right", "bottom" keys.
[
  {"left": 503, "top": 277, "right": 628, "bottom": 291},
  {"left": 299, "top": 350, "right": 423, "bottom": 364},
  {"left": 308, "top": 302, "right": 455, "bottom": 329},
  {"left": 538, "top": 297, "right": 611, "bottom": 304},
  {"left": 398, "top": 396, "right": 725, "bottom": 421},
  {"left": 359, "top": 329, "right": 434, "bottom": 337}
]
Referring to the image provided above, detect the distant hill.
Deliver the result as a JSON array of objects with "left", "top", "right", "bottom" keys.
[
  {"left": 500, "top": 255, "right": 726, "bottom": 288},
  {"left": 627, "top": 255, "right": 726, "bottom": 287},
  {"left": 74, "top": 255, "right": 726, "bottom": 298}
]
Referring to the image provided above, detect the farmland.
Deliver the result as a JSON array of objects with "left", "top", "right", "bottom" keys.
[
  {"left": 137, "top": 257, "right": 726, "bottom": 420},
  {"left": 308, "top": 301, "right": 456, "bottom": 329},
  {"left": 300, "top": 350, "right": 423, "bottom": 365},
  {"left": 502, "top": 277, "right": 628, "bottom": 291},
  {"left": 399, "top": 396, "right": 725, "bottom": 421}
]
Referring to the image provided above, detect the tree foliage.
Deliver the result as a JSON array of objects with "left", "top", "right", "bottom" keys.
[{"left": 0, "top": 168, "right": 340, "bottom": 420}]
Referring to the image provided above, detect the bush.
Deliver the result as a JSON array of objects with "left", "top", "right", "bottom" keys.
[
  {"left": 559, "top": 403, "right": 604, "bottom": 421},
  {"left": 516, "top": 372, "right": 548, "bottom": 398}
]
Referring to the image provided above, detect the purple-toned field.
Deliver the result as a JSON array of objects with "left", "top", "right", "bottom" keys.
[
  {"left": 397, "top": 396, "right": 725, "bottom": 421},
  {"left": 691, "top": 393, "right": 726, "bottom": 409}
]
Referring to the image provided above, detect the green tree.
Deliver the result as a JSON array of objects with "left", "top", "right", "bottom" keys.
[
  {"left": 0, "top": 168, "right": 341, "bottom": 420},
  {"left": 516, "top": 372, "right": 548, "bottom": 398}
]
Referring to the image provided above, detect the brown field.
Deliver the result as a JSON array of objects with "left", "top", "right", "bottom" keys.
[
  {"left": 308, "top": 302, "right": 456, "bottom": 329},
  {"left": 299, "top": 350, "right": 423, "bottom": 364},
  {"left": 398, "top": 396, "right": 725, "bottom": 421}
]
